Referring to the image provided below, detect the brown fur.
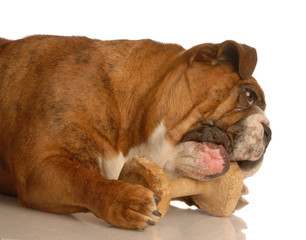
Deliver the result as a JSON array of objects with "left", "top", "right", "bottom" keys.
[{"left": 0, "top": 35, "right": 261, "bottom": 229}]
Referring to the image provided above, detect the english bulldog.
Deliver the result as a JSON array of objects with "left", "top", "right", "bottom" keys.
[{"left": 0, "top": 35, "right": 271, "bottom": 229}]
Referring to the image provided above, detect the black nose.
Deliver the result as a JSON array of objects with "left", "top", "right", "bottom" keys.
[{"left": 263, "top": 125, "right": 272, "bottom": 147}]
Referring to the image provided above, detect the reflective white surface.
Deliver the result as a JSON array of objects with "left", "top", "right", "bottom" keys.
[
  {"left": 0, "top": 195, "right": 247, "bottom": 240},
  {"left": 1, "top": 176, "right": 305, "bottom": 240}
]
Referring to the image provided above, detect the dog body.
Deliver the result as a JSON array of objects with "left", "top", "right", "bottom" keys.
[{"left": 0, "top": 35, "right": 271, "bottom": 229}]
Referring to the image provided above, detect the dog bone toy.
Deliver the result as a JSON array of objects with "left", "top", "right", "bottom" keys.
[{"left": 118, "top": 156, "right": 247, "bottom": 222}]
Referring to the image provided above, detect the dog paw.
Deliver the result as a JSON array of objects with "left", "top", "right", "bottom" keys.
[{"left": 95, "top": 180, "right": 162, "bottom": 229}]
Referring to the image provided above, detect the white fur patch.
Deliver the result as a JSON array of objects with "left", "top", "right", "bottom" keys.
[
  {"left": 98, "top": 152, "right": 126, "bottom": 179},
  {"left": 127, "top": 123, "right": 176, "bottom": 168},
  {"left": 97, "top": 123, "right": 180, "bottom": 179}
]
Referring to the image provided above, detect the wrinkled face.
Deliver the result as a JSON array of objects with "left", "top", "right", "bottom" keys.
[
  {"left": 164, "top": 76, "right": 271, "bottom": 180},
  {"left": 162, "top": 43, "right": 272, "bottom": 179}
]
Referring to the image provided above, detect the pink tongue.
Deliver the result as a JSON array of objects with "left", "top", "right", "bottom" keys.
[{"left": 183, "top": 141, "right": 230, "bottom": 179}]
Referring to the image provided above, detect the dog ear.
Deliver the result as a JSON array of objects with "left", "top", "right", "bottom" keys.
[
  {"left": 191, "top": 41, "right": 257, "bottom": 80},
  {"left": 216, "top": 40, "right": 257, "bottom": 79}
]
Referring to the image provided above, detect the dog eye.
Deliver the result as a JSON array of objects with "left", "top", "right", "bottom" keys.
[{"left": 244, "top": 88, "right": 257, "bottom": 105}]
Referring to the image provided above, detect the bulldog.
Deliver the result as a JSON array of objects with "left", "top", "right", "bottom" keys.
[{"left": 0, "top": 35, "right": 271, "bottom": 229}]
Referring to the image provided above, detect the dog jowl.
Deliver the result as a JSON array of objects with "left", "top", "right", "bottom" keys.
[{"left": 0, "top": 35, "right": 271, "bottom": 229}]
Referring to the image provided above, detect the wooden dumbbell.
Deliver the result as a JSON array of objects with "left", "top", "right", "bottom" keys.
[{"left": 118, "top": 156, "right": 247, "bottom": 222}]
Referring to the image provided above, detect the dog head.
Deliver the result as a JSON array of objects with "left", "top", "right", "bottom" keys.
[{"left": 146, "top": 40, "right": 271, "bottom": 179}]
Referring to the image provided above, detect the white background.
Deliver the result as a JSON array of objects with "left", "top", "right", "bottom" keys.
[{"left": 1, "top": 0, "right": 306, "bottom": 239}]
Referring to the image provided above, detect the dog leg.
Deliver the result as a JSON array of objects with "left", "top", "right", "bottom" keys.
[{"left": 15, "top": 156, "right": 160, "bottom": 229}]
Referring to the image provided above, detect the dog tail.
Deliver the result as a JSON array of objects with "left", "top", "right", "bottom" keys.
[{"left": 0, "top": 37, "right": 12, "bottom": 55}]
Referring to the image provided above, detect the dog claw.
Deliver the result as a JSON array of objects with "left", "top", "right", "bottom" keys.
[
  {"left": 153, "top": 210, "right": 162, "bottom": 217},
  {"left": 147, "top": 220, "right": 155, "bottom": 226},
  {"left": 154, "top": 194, "right": 161, "bottom": 203}
]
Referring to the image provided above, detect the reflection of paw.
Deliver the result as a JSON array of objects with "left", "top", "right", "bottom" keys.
[{"left": 97, "top": 181, "right": 161, "bottom": 229}]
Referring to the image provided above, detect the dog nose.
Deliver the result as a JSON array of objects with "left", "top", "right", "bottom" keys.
[{"left": 263, "top": 125, "right": 272, "bottom": 147}]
